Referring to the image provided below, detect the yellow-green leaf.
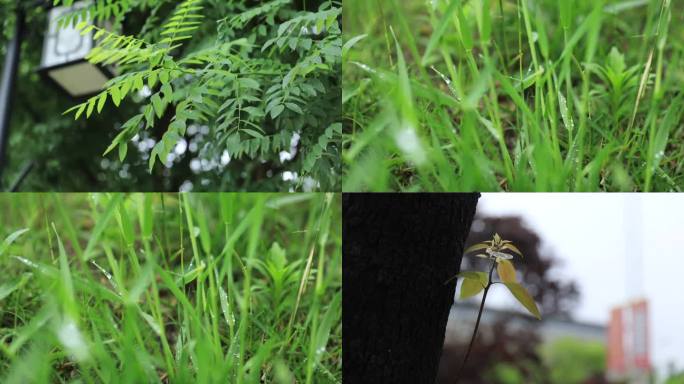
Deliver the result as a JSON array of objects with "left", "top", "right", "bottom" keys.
[
  {"left": 460, "top": 277, "right": 485, "bottom": 299},
  {"left": 464, "top": 242, "right": 489, "bottom": 254},
  {"left": 502, "top": 243, "right": 523, "bottom": 257},
  {"left": 110, "top": 86, "right": 121, "bottom": 107},
  {"left": 504, "top": 282, "right": 541, "bottom": 319},
  {"left": 149, "top": 72, "right": 158, "bottom": 88},
  {"left": 457, "top": 271, "right": 488, "bottom": 287},
  {"left": 96, "top": 92, "right": 107, "bottom": 113},
  {"left": 86, "top": 98, "right": 96, "bottom": 118},
  {"left": 497, "top": 259, "right": 517, "bottom": 283},
  {"left": 151, "top": 94, "right": 164, "bottom": 118}
]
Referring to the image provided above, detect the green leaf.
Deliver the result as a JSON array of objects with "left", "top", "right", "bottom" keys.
[
  {"left": 239, "top": 78, "right": 260, "bottom": 90},
  {"left": 86, "top": 98, "right": 96, "bottom": 118},
  {"left": 74, "top": 103, "right": 87, "bottom": 120},
  {"left": 149, "top": 143, "right": 160, "bottom": 172},
  {"left": 312, "top": 292, "right": 341, "bottom": 367},
  {"left": 151, "top": 94, "right": 164, "bottom": 118},
  {"left": 285, "top": 102, "right": 303, "bottom": 114},
  {"left": 118, "top": 142, "right": 128, "bottom": 162},
  {"left": 140, "top": 194, "right": 154, "bottom": 239},
  {"left": 144, "top": 105, "right": 155, "bottom": 128},
  {"left": 242, "top": 129, "right": 265, "bottom": 139},
  {"left": 0, "top": 228, "right": 29, "bottom": 257},
  {"left": 503, "top": 282, "right": 541, "bottom": 319},
  {"left": 460, "top": 277, "right": 485, "bottom": 299},
  {"left": 536, "top": 13, "right": 549, "bottom": 59},
  {"left": 501, "top": 243, "right": 523, "bottom": 257},
  {"left": 82, "top": 194, "right": 124, "bottom": 261},
  {"left": 557, "top": 91, "right": 574, "bottom": 133},
  {"left": 159, "top": 71, "right": 170, "bottom": 84},
  {"left": 607, "top": 46, "right": 626, "bottom": 74},
  {"left": 134, "top": 75, "right": 144, "bottom": 91},
  {"left": 161, "top": 83, "right": 173, "bottom": 100},
  {"left": 464, "top": 242, "right": 489, "bottom": 254},
  {"left": 480, "top": 0, "right": 492, "bottom": 42},
  {"left": 96, "top": 92, "right": 107, "bottom": 113},
  {"left": 110, "top": 85, "right": 122, "bottom": 107},
  {"left": 80, "top": 25, "right": 95, "bottom": 36},
  {"left": 0, "top": 273, "right": 31, "bottom": 301},
  {"left": 270, "top": 104, "right": 285, "bottom": 119},
  {"left": 457, "top": 2, "right": 474, "bottom": 50},
  {"left": 421, "top": 0, "right": 460, "bottom": 66},
  {"left": 148, "top": 72, "right": 158, "bottom": 88},
  {"left": 218, "top": 286, "right": 235, "bottom": 329},
  {"left": 457, "top": 271, "right": 488, "bottom": 287},
  {"left": 138, "top": 310, "right": 162, "bottom": 337},
  {"left": 559, "top": 0, "right": 572, "bottom": 29},
  {"left": 169, "top": 119, "right": 186, "bottom": 135},
  {"left": 342, "top": 34, "right": 367, "bottom": 57},
  {"left": 496, "top": 259, "right": 517, "bottom": 283},
  {"left": 53, "top": 223, "right": 75, "bottom": 308}
]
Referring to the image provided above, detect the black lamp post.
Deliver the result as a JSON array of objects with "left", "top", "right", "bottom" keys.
[
  {"left": 0, "top": 0, "right": 113, "bottom": 189},
  {"left": 0, "top": 4, "right": 25, "bottom": 186}
]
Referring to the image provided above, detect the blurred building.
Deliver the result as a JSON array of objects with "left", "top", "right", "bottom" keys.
[
  {"left": 444, "top": 302, "right": 606, "bottom": 346},
  {"left": 607, "top": 299, "right": 651, "bottom": 384}
]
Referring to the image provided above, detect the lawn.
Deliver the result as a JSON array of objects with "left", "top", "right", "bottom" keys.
[
  {"left": 0, "top": 193, "right": 341, "bottom": 383},
  {"left": 343, "top": 0, "right": 684, "bottom": 191}
]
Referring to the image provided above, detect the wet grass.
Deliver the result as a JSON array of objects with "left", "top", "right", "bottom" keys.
[
  {"left": 343, "top": 0, "right": 684, "bottom": 191},
  {"left": 0, "top": 193, "right": 341, "bottom": 383}
]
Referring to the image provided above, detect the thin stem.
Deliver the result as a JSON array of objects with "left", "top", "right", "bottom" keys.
[{"left": 455, "top": 260, "right": 496, "bottom": 382}]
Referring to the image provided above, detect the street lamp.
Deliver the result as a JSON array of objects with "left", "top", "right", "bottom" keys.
[
  {"left": 38, "top": 0, "right": 114, "bottom": 98},
  {"left": 1, "top": 0, "right": 115, "bottom": 188}
]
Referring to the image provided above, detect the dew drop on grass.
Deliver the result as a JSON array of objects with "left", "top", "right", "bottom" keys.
[
  {"left": 58, "top": 318, "right": 90, "bottom": 362},
  {"left": 351, "top": 61, "right": 376, "bottom": 74},
  {"left": 13, "top": 256, "right": 39, "bottom": 269},
  {"left": 430, "top": 66, "right": 460, "bottom": 100},
  {"left": 218, "top": 286, "right": 236, "bottom": 328},
  {"left": 557, "top": 91, "right": 574, "bottom": 132},
  {"left": 90, "top": 260, "right": 120, "bottom": 294}
]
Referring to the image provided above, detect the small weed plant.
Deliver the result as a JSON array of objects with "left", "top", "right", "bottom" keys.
[{"left": 446, "top": 233, "right": 540, "bottom": 380}]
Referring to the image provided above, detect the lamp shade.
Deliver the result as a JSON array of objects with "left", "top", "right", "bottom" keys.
[{"left": 39, "top": 0, "right": 113, "bottom": 98}]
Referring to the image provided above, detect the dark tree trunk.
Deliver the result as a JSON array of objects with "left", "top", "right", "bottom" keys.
[{"left": 343, "top": 193, "right": 480, "bottom": 384}]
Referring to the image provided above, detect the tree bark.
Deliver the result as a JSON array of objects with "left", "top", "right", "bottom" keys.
[{"left": 343, "top": 193, "right": 480, "bottom": 384}]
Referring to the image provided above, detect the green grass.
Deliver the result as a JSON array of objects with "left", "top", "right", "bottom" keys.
[
  {"left": 0, "top": 193, "right": 341, "bottom": 383},
  {"left": 343, "top": 0, "right": 684, "bottom": 191}
]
